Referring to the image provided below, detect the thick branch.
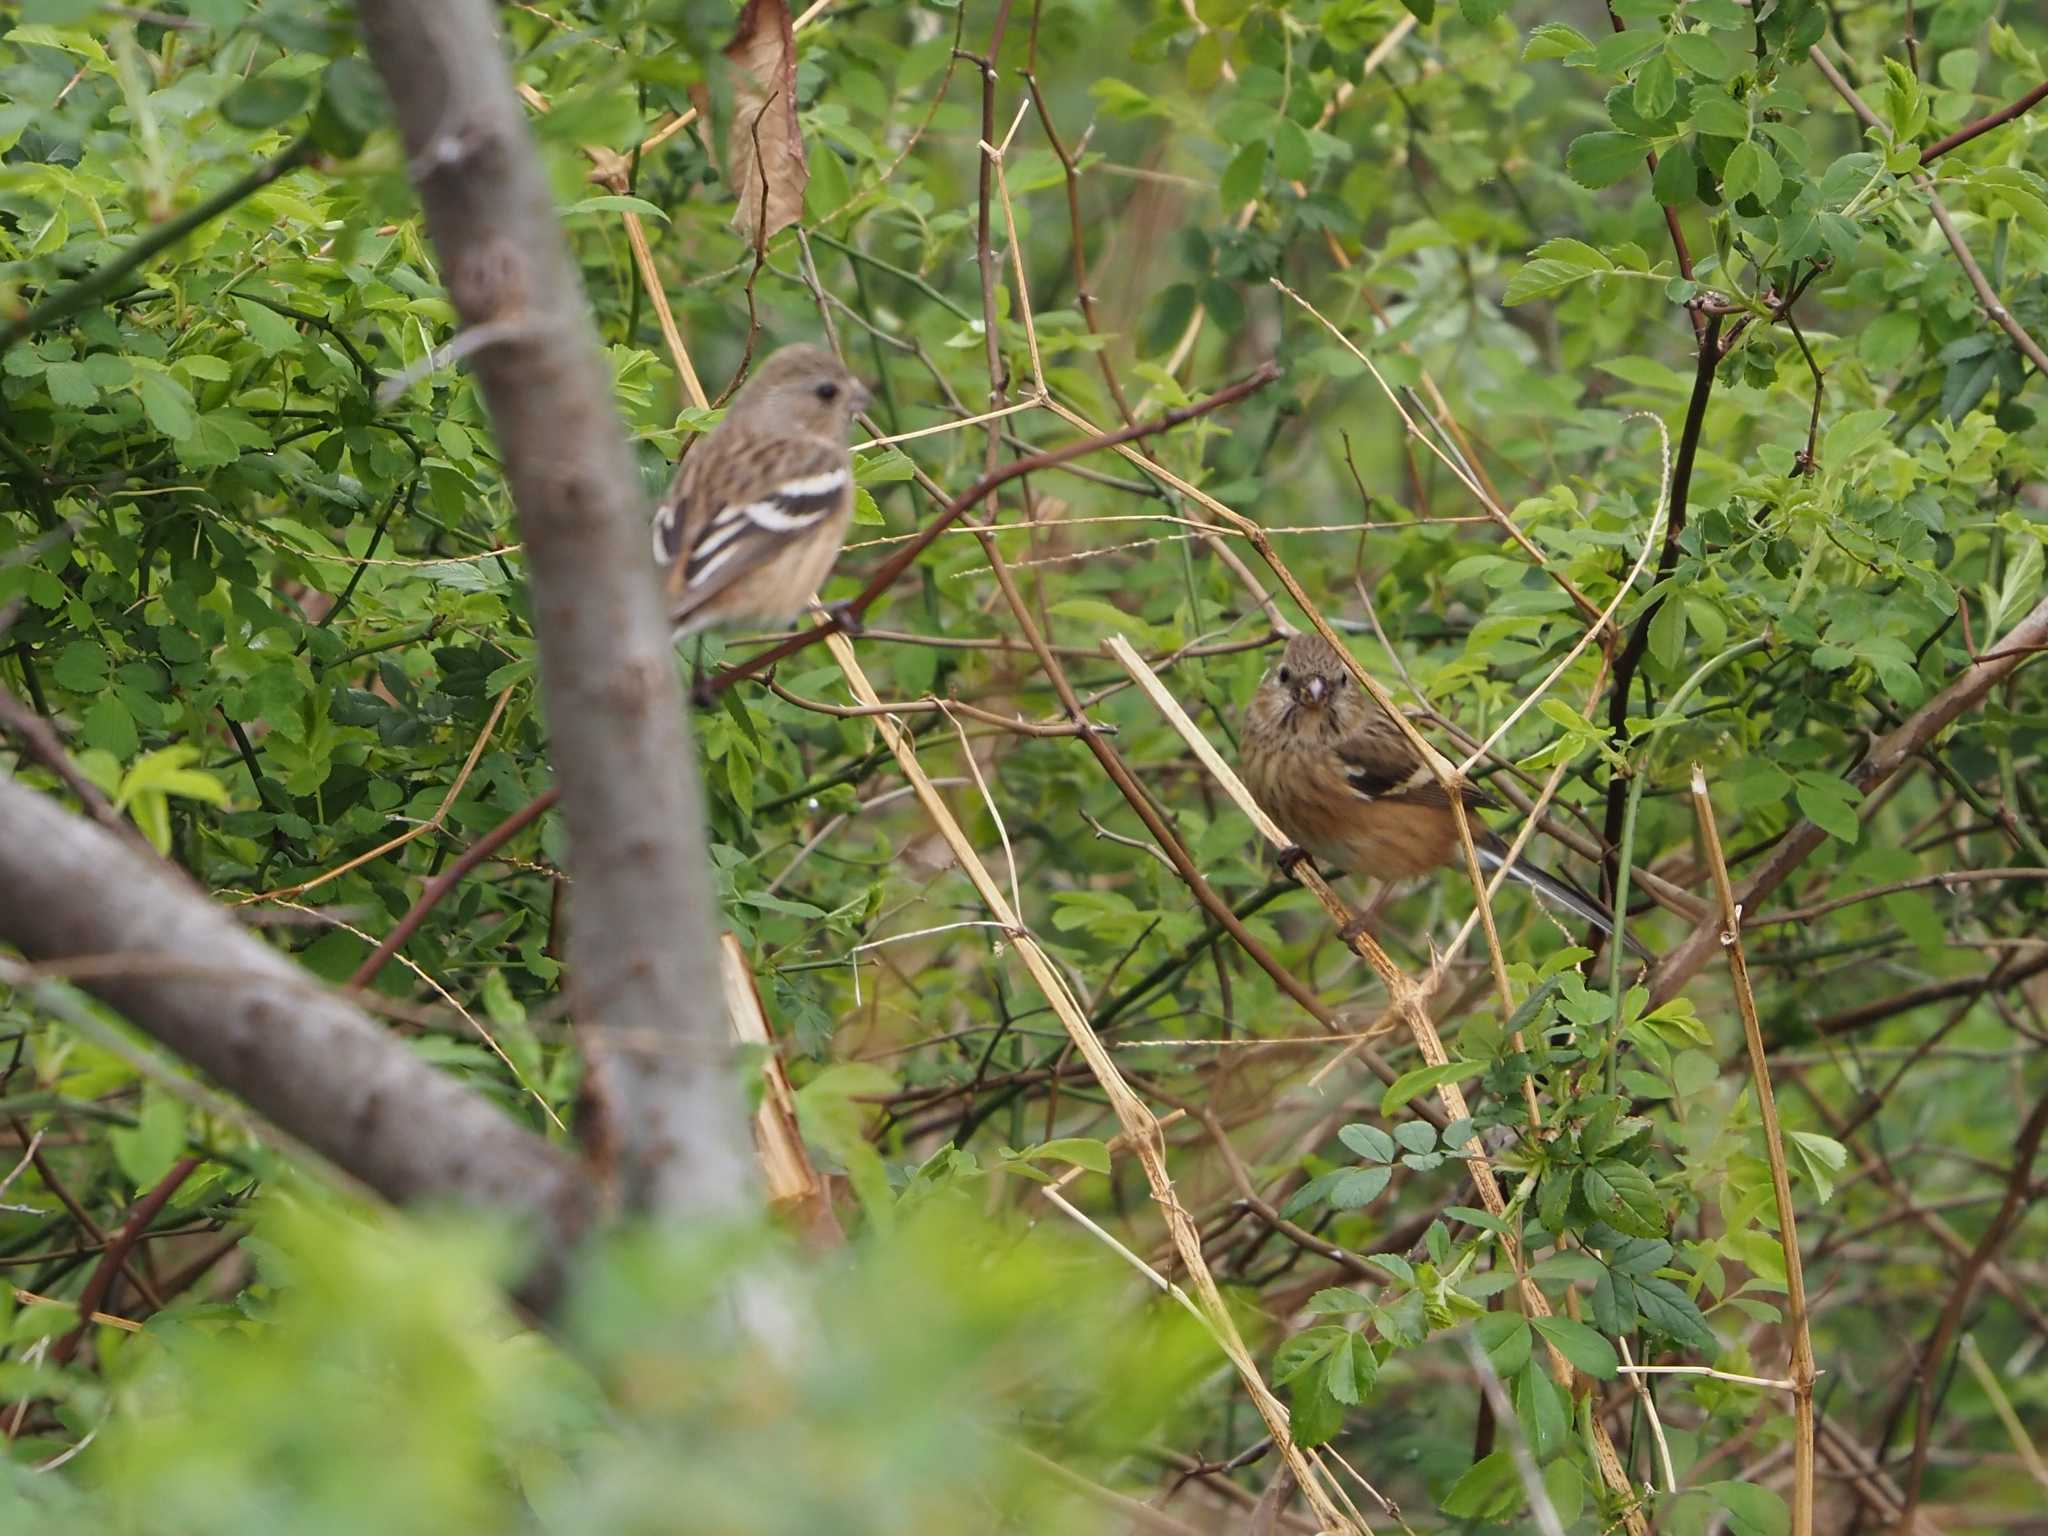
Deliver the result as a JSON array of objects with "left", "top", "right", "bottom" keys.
[
  {"left": 1650, "top": 593, "right": 2048, "bottom": 1002},
  {"left": 355, "top": 0, "right": 753, "bottom": 1215},
  {"left": 0, "top": 776, "right": 595, "bottom": 1303}
]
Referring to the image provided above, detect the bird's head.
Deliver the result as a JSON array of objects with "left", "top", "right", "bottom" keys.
[
  {"left": 730, "top": 344, "right": 874, "bottom": 437},
  {"left": 1263, "top": 631, "right": 1353, "bottom": 717}
]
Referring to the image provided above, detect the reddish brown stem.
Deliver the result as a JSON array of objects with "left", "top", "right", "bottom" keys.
[
  {"left": 1895, "top": 1086, "right": 2048, "bottom": 1529},
  {"left": 349, "top": 786, "right": 561, "bottom": 989},
  {"left": 1920, "top": 78, "right": 2048, "bottom": 164},
  {"left": 50, "top": 1154, "right": 201, "bottom": 1365}
]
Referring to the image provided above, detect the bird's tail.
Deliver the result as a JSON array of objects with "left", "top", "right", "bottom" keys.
[{"left": 1474, "top": 839, "right": 1649, "bottom": 960}]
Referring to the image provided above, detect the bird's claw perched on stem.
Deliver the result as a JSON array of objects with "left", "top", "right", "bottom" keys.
[
  {"left": 825, "top": 600, "right": 865, "bottom": 638},
  {"left": 1338, "top": 915, "right": 1375, "bottom": 948},
  {"left": 1275, "top": 844, "right": 1313, "bottom": 878}
]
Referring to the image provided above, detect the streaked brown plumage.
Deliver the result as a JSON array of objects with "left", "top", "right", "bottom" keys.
[
  {"left": 652, "top": 344, "right": 872, "bottom": 636},
  {"left": 1241, "top": 632, "right": 1642, "bottom": 952}
]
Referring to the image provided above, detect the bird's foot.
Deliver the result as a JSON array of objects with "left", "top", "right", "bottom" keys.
[
  {"left": 1276, "top": 844, "right": 1313, "bottom": 878},
  {"left": 1338, "top": 915, "right": 1376, "bottom": 948},
  {"left": 824, "top": 600, "right": 865, "bottom": 638}
]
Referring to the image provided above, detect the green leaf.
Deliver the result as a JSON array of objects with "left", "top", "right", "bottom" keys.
[
  {"left": 1391, "top": 1119, "right": 1436, "bottom": 1155},
  {"left": 1545, "top": 1458, "right": 1587, "bottom": 1525},
  {"left": 1794, "top": 773, "right": 1862, "bottom": 844},
  {"left": 1323, "top": 1333, "right": 1362, "bottom": 1404},
  {"left": 233, "top": 296, "right": 303, "bottom": 355},
  {"left": 1502, "top": 236, "right": 1614, "bottom": 305},
  {"left": 312, "top": 56, "right": 387, "bottom": 157},
  {"left": 1273, "top": 118, "right": 1312, "bottom": 182},
  {"left": 1582, "top": 1160, "right": 1665, "bottom": 1237},
  {"left": 111, "top": 1091, "right": 188, "bottom": 1189},
  {"left": 1003, "top": 1137, "right": 1111, "bottom": 1174},
  {"left": 1652, "top": 138, "right": 1697, "bottom": 205},
  {"left": 1523, "top": 22, "right": 1592, "bottom": 59},
  {"left": 1564, "top": 131, "right": 1649, "bottom": 189},
  {"left": 1722, "top": 140, "right": 1763, "bottom": 201},
  {"left": 1475, "top": 1312, "right": 1531, "bottom": 1374},
  {"left": 44, "top": 358, "right": 98, "bottom": 406},
  {"left": 1787, "top": 1130, "right": 1847, "bottom": 1203},
  {"left": 81, "top": 695, "right": 140, "bottom": 759},
  {"left": 117, "top": 745, "right": 231, "bottom": 810},
  {"left": 1337, "top": 1122, "right": 1395, "bottom": 1163},
  {"left": 1989, "top": 533, "right": 2045, "bottom": 636},
  {"left": 1440, "top": 1450, "right": 1521, "bottom": 1519},
  {"left": 1379, "top": 1059, "right": 1481, "bottom": 1116},
  {"left": 1668, "top": 30, "right": 1732, "bottom": 79},
  {"left": 1690, "top": 90, "right": 1749, "bottom": 139},
  {"left": 1710, "top": 1479, "right": 1791, "bottom": 1536},
  {"left": 137, "top": 373, "right": 197, "bottom": 440},
  {"left": 566, "top": 194, "right": 673, "bottom": 222},
  {"left": 52, "top": 640, "right": 109, "bottom": 692},
  {"left": 1513, "top": 1359, "right": 1567, "bottom": 1458},
  {"left": 1647, "top": 591, "right": 1689, "bottom": 669},
  {"left": 1530, "top": 1313, "right": 1619, "bottom": 1378},
  {"left": 1634, "top": 1273, "right": 1717, "bottom": 1347},
  {"left": 1220, "top": 138, "right": 1268, "bottom": 207},
  {"left": 1632, "top": 52, "right": 1677, "bottom": 119},
  {"left": 1858, "top": 311, "right": 1920, "bottom": 370},
  {"left": 1531, "top": 1250, "right": 1606, "bottom": 1284},
  {"left": 1882, "top": 56, "right": 1930, "bottom": 142},
  {"left": 221, "top": 73, "right": 314, "bottom": 130},
  {"left": 1305, "top": 1288, "right": 1375, "bottom": 1314},
  {"left": 1326, "top": 1165, "right": 1393, "bottom": 1209}
]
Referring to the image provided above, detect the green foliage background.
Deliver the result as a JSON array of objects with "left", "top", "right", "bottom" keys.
[{"left": 2, "top": 0, "right": 2046, "bottom": 1529}]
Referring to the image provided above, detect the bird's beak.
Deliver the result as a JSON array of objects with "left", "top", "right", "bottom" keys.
[
  {"left": 850, "top": 378, "right": 875, "bottom": 413},
  {"left": 1297, "top": 675, "right": 1328, "bottom": 708}
]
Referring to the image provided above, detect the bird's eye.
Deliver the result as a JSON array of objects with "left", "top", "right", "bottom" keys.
[
  {"left": 1276, "top": 666, "right": 1292, "bottom": 685},
  {"left": 815, "top": 381, "right": 840, "bottom": 402}
]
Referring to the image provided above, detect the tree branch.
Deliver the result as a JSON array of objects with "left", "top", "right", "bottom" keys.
[
  {"left": 1810, "top": 46, "right": 2048, "bottom": 376},
  {"left": 355, "top": 0, "right": 754, "bottom": 1217},
  {"left": 1650, "top": 592, "right": 2048, "bottom": 1002},
  {"left": 0, "top": 775, "right": 595, "bottom": 1306},
  {"left": 1920, "top": 78, "right": 2048, "bottom": 165}
]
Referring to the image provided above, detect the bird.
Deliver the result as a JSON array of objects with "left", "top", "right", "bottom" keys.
[
  {"left": 652, "top": 343, "right": 873, "bottom": 637},
  {"left": 1240, "top": 631, "right": 1645, "bottom": 955}
]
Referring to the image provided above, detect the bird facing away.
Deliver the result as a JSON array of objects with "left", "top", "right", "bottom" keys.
[
  {"left": 1240, "top": 632, "right": 1642, "bottom": 953},
  {"left": 652, "top": 344, "right": 872, "bottom": 636}
]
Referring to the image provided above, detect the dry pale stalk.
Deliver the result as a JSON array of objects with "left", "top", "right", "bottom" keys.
[
  {"left": 1690, "top": 765, "right": 1816, "bottom": 1536},
  {"left": 1107, "top": 637, "right": 1651, "bottom": 1533},
  {"left": 809, "top": 632, "right": 1362, "bottom": 1532},
  {"left": 721, "top": 933, "right": 842, "bottom": 1248}
]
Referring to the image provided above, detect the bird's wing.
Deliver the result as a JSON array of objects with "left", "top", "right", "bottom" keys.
[
  {"left": 655, "top": 432, "right": 852, "bottom": 623},
  {"left": 1333, "top": 723, "right": 1499, "bottom": 812}
]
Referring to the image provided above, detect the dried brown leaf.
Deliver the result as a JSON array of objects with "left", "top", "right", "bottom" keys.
[{"left": 723, "top": 0, "right": 807, "bottom": 252}]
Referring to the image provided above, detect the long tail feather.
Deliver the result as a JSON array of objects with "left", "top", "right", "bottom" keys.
[{"left": 1474, "top": 842, "right": 1650, "bottom": 960}]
